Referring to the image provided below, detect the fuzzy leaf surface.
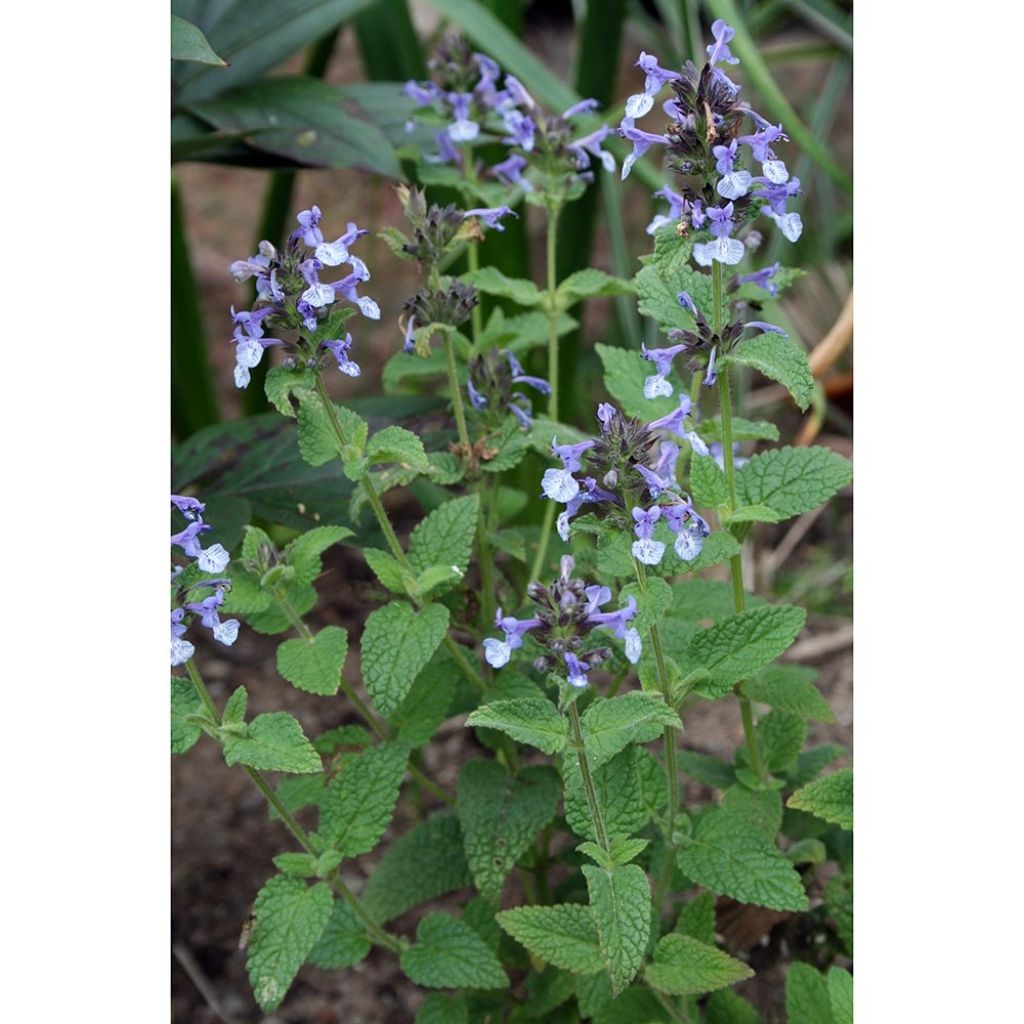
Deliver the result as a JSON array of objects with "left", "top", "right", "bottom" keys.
[
  {"left": 223, "top": 713, "right": 321, "bottom": 774},
  {"left": 596, "top": 342, "right": 676, "bottom": 419},
  {"left": 583, "top": 863, "right": 651, "bottom": 995},
  {"left": 581, "top": 692, "right": 681, "bottom": 769},
  {"left": 400, "top": 913, "right": 508, "bottom": 989},
  {"left": 677, "top": 810, "right": 808, "bottom": 911},
  {"left": 366, "top": 425, "right": 429, "bottom": 470},
  {"left": 171, "top": 677, "right": 203, "bottom": 754},
  {"left": 246, "top": 876, "right": 332, "bottom": 1012},
  {"left": 706, "top": 990, "right": 764, "bottom": 1024},
  {"left": 828, "top": 967, "right": 853, "bottom": 1024},
  {"left": 465, "top": 698, "right": 567, "bottom": 754},
  {"left": 361, "top": 602, "right": 449, "bottom": 717},
  {"left": 496, "top": 903, "right": 604, "bottom": 975},
  {"left": 319, "top": 741, "right": 409, "bottom": 856},
  {"left": 645, "top": 933, "right": 753, "bottom": 996},
  {"left": 564, "top": 745, "right": 647, "bottom": 841},
  {"left": 723, "top": 335, "right": 814, "bottom": 411},
  {"left": 687, "top": 605, "right": 806, "bottom": 699},
  {"left": 786, "top": 962, "right": 834, "bottom": 1024},
  {"left": 741, "top": 665, "right": 834, "bottom": 723},
  {"left": 306, "top": 899, "right": 370, "bottom": 970},
  {"left": 276, "top": 625, "right": 348, "bottom": 696},
  {"left": 457, "top": 761, "right": 560, "bottom": 899},
  {"left": 462, "top": 266, "right": 544, "bottom": 306},
  {"left": 736, "top": 446, "right": 853, "bottom": 519},
  {"left": 787, "top": 768, "right": 853, "bottom": 830},
  {"left": 408, "top": 494, "right": 480, "bottom": 581}
]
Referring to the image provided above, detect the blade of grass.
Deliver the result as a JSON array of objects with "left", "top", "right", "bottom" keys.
[
  {"left": 242, "top": 28, "right": 342, "bottom": 414},
  {"left": 780, "top": 0, "right": 852, "bottom": 53},
  {"left": 171, "top": 178, "right": 220, "bottom": 439},
  {"left": 703, "top": 0, "right": 852, "bottom": 192},
  {"left": 556, "top": 0, "right": 628, "bottom": 421},
  {"left": 353, "top": 0, "right": 426, "bottom": 79}
]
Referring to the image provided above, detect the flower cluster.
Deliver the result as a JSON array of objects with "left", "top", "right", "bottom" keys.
[
  {"left": 227, "top": 207, "right": 379, "bottom": 389},
  {"left": 466, "top": 348, "right": 550, "bottom": 430},
  {"left": 641, "top": 287, "right": 789, "bottom": 391},
  {"left": 539, "top": 402, "right": 710, "bottom": 566},
  {"left": 483, "top": 556, "right": 641, "bottom": 686},
  {"left": 170, "top": 495, "right": 239, "bottom": 666},
  {"left": 404, "top": 34, "right": 615, "bottom": 194},
  {"left": 620, "top": 21, "right": 802, "bottom": 260}
]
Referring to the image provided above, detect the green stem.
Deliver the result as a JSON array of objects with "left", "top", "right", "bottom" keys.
[
  {"left": 633, "top": 558, "right": 680, "bottom": 916},
  {"left": 528, "top": 500, "right": 557, "bottom": 586},
  {"left": 442, "top": 330, "right": 472, "bottom": 452},
  {"left": 545, "top": 205, "right": 561, "bottom": 421},
  {"left": 567, "top": 701, "right": 610, "bottom": 855},
  {"left": 648, "top": 985, "right": 691, "bottom": 1024},
  {"left": 476, "top": 486, "right": 496, "bottom": 628},
  {"left": 184, "top": 660, "right": 402, "bottom": 953},
  {"left": 711, "top": 274, "right": 768, "bottom": 783},
  {"left": 461, "top": 145, "right": 484, "bottom": 346}
]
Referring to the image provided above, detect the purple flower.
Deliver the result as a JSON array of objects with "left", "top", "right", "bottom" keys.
[
  {"left": 584, "top": 585, "right": 613, "bottom": 614},
  {"left": 625, "top": 52, "right": 683, "bottom": 120},
  {"left": 467, "top": 378, "right": 488, "bottom": 410},
  {"left": 553, "top": 438, "right": 596, "bottom": 473},
  {"left": 186, "top": 587, "right": 240, "bottom": 646},
  {"left": 635, "top": 462, "right": 679, "bottom": 499},
  {"left": 171, "top": 495, "right": 205, "bottom": 521},
  {"left": 646, "top": 185, "right": 687, "bottom": 235},
  {"left": 713, "top": 140, "right": 753, "bottom": 200},
  {"left": 744, "top": 320, "right": 788, "bottom": 338},
  {"left": 483, "top": 608, "right": 543, "bottom": 668},
  {"left": 542, "top": 467, "right": 580, "bottom": 503},
  {"left": 618, "top": 117, "right": 670, "bottom": 179},
  {"left": 647, "top": 395, "right": 709, "bottom": 456},
  {"left": 703, "top": 345, "right": 718, "bottom": 388},
  {"left": 229, "top": 252, "right": 270, "bottom": 282},
  {"left": 564, "top": 652, "right": 590, "bottom": 688},
  {"left": 404, "top": 80, "right": 441, "bottom": 106},
  {"left": 403, "top": 314, "right": 417, "bottom": 353},
  {"left": 738, "top": 123, "right": 787, "bottom": 162},
  {"left": 321, "top": 335, "right": 361, "bottom": 377},
  {"left": 170, "top": 519, "right": 210, "bottom": 559},
  {"left": 170, "top": 609, "right": 195, "bottom": 667},
  {"left": 597, "top": 403, "right": 617, "bottom": 431},
  {"left": 706, "top": 19, "right": 740, "bottom": 67},
  {"left": 586, "top": 595, "right": 641, "bottom": 664},
  {"left": 295, "top": 206, "right": 324, "bottom": 247},
  {"left": 710, "top": 442, "right": 749, "bottom": 472},
  {"left": 733, "top": 262, "right": 782, "bottom": 297},
  {"left": 463, "top": 206, "right": 517, "bottom": 231},
  {"left": 556, "top": 476, "right": 616, "bottom": 541},
  {"left": 315, "top": 221, "right": 368, "bottom": 267},
  {"left": 632, "top": 504, "right": 662, "bottom": 538},
  {"left": 446, "top": 92, "right": 480, "bottom": 142},
  {"left": 500, "top": 107, "right": 536, "bottom": 151},
  {"left": 765, "top": 209, "right": 803, "bottom": 242},
  {"left": 504, "top": 75, "right": 536, "bottom": 110},
  {"left": 492, "top": 153, "right": 534, "bottom": 192},
  {"left": 641, "top": 342, "right": 690, "bottom": 398},
  {"left": 330, "top": 268, "right": 380, "bottom": 320},
  {"left": 568, "top": 125, "right": 616, "bottom": 173},
  {"left": 663, "top": 502, "right": 710, "bottom": 561}
]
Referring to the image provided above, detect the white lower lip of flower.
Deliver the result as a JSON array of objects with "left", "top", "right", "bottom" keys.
[
  {"left": 542, "top": 468, "right": 580, "bottom": 503},
  {"left": 631, "top": 538, "right": 666, "bottom": 565}
]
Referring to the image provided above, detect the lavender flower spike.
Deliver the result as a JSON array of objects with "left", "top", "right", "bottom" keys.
[
  {"left": 713, "top": 140, "right": 753, "bottom": 200},
  {"left": 483, "top": 608, "right": 542, "bottom": 668},
  {"left": 693, "top": 203, "right": 746, "bottom": 266},
  {"left": 625, "top": 51, "right": 683, "bottom": 120}
]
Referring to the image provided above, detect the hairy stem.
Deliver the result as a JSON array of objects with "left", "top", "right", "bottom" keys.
[
  {"left": 545, "top": 205, "right": 561, "bottom": 421},
  {"left": 712, "top": 265, "right": 768, "bottom": 782},
  {"left": 567, "top": 701, "right": 610, "bottom": 855},
  {"left": 442, "top": 330, "right": 472, "bottom": 453},
  {"left": 184, "top": 660, "right": 402, "bottom": 953},
  {"left": 461, "top": 144, "right": 484, "bottom": 345}
]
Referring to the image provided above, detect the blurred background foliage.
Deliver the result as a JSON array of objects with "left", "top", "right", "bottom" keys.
[{"left": 171, "top": 0, "right": 852, "bottom": 567}]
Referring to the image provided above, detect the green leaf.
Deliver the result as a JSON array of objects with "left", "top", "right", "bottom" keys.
[
  {"left": 580, "top": 692, "right": 681, "bottom": 769},
  {"left": 706, "top": 990, "right": 765, "bottom": 1024},
  {"left": 296, "top": 394, "right": 343, "bottom": 467},
  {"left": 361, "top": 602, "right": 449, "bottom": 717},
  {"left": 246, "top": 875, "right": 333, "bottom": 1012},
  {"left": 366, "top": 425, "right": 429, "bottom": 470},
  {"left": 691, "top": 454, "right": 729, "bottom": 510},
  {"left": 824, "top": 872, "right": 853, "bottom": 955},
  {"left": 400, "top": 912, "right": 508, "bottom": 989},
  {"left": 415, "top": 992, "right": 470, "bottom": 1024},
  {"left": 363, "top": 547, "right": 408, "bottom": 593},
  {"left": 462, "top": 266, "right": 545, "bottom": 306},
  {"left": 269, "top": 775, "right": 325, "bottom": 820},
  {"left": 699, "top": 416, "right": 780, "bottom": 444},
  {"left": 496, "top": 903, "right": 604, "bottom": 975},
  {"left": 722, "top": 335, "right": 815, "bottom": 411},
  {"left": 408, "top": 494, "right": 480, "bottom": 583},
  {"left": 720, "top": 784, "right": 783, "bottom": 840},
  {"left": 755, "top": 710, "right": 807, "bottom": 773},
  {"left": 556, "top": 269, "right": 633, "bottom": 306},
  {"left": 465, "top": 698, "right": 567, "bottom": 754},
  {"left": 687, "top": 605, "right": 806, "bottom": 699},
  {"left": 272, "top": 852, "right": 319, "bottom": 878},
  {"left": 786, "top": 962, "right": 834, "bottom": 1024},
  {"left": 565, "top": 746, "right": 647, "bottom": 842},
  {"left": 223, "top": 713, "right": 321, "bottom": 774},
  {"left": 575, "top": 971, "right": 614, "bottom": 1020},
  {"left": 389, "top": 654, "right": 456, "bottom": 746},
  {"left": 171, "top": 14, "right": 228, "bottom": 65},
  {"left": 306, "top": 898, "right": 370, "bottom": 970},
  {"left": 619, "top": 577, "right": 673, "bottom": 634},
  {"left": 786, "top": 838, "right": 827, "bottom": 865},
  {"left": 225, "top": 685, "right": 249, "bottom": 727},
  {"left": 171, "top": 677, "right": 204, "bottom": 754},
  {"left": 595, "top": 342, "right": 676, "bottom": 419},
  {"left": 185, "top": 76, "right": 401, "bottom": 176},
  {"left": 583, "top": 863, "right": 651, "bottom": 996},
  {"left": 313, "top": 725, "right": 371, "bottom": 755},
  {"left": 284, "top": 525, "right": 353, "bottom": 585},
  {"left": 593, "top": 986, "right": 671, "bottom": 1023},
  {"left": 677, "top": 749, "right": 737, "bottom": 789},
  {"left": 319, "top": 741, "right": 409, "bottom": 856},
  {"left": 457, "top": 761, "right": 560, "bottom": 899},
  {"left": 828, "top": 967, "right": 853, "bottom": 1024},
  {"left": 645, "top": 933, "right": 753, "bottom": 996},
  {"left": 720, "top": 503, "right": 784, "bottom": 526},
  {"left": 674, "top": 891, "right": 716, "bottom": 945},
  {"left": 741, "top": 665, "right": 835, "bottom": 723},
  {"left": 736, "top": 446, "right": 853, "bottom": 519},
  {"left": 363, "top": 812, "right": 471, "bottom": 923},
  {"left": 787, "top": 768, "right": 853, "bottom": 830},
  {"left": 677, "top": 810, "right": 808, "bottom": 911},
  {"left": 276, "top": 625, "right": 348, "bottom": 696}
]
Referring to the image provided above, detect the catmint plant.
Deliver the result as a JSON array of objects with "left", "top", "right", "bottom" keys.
[{"left": 172, "top": 23, "right": 852, "bottom": 1024}]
